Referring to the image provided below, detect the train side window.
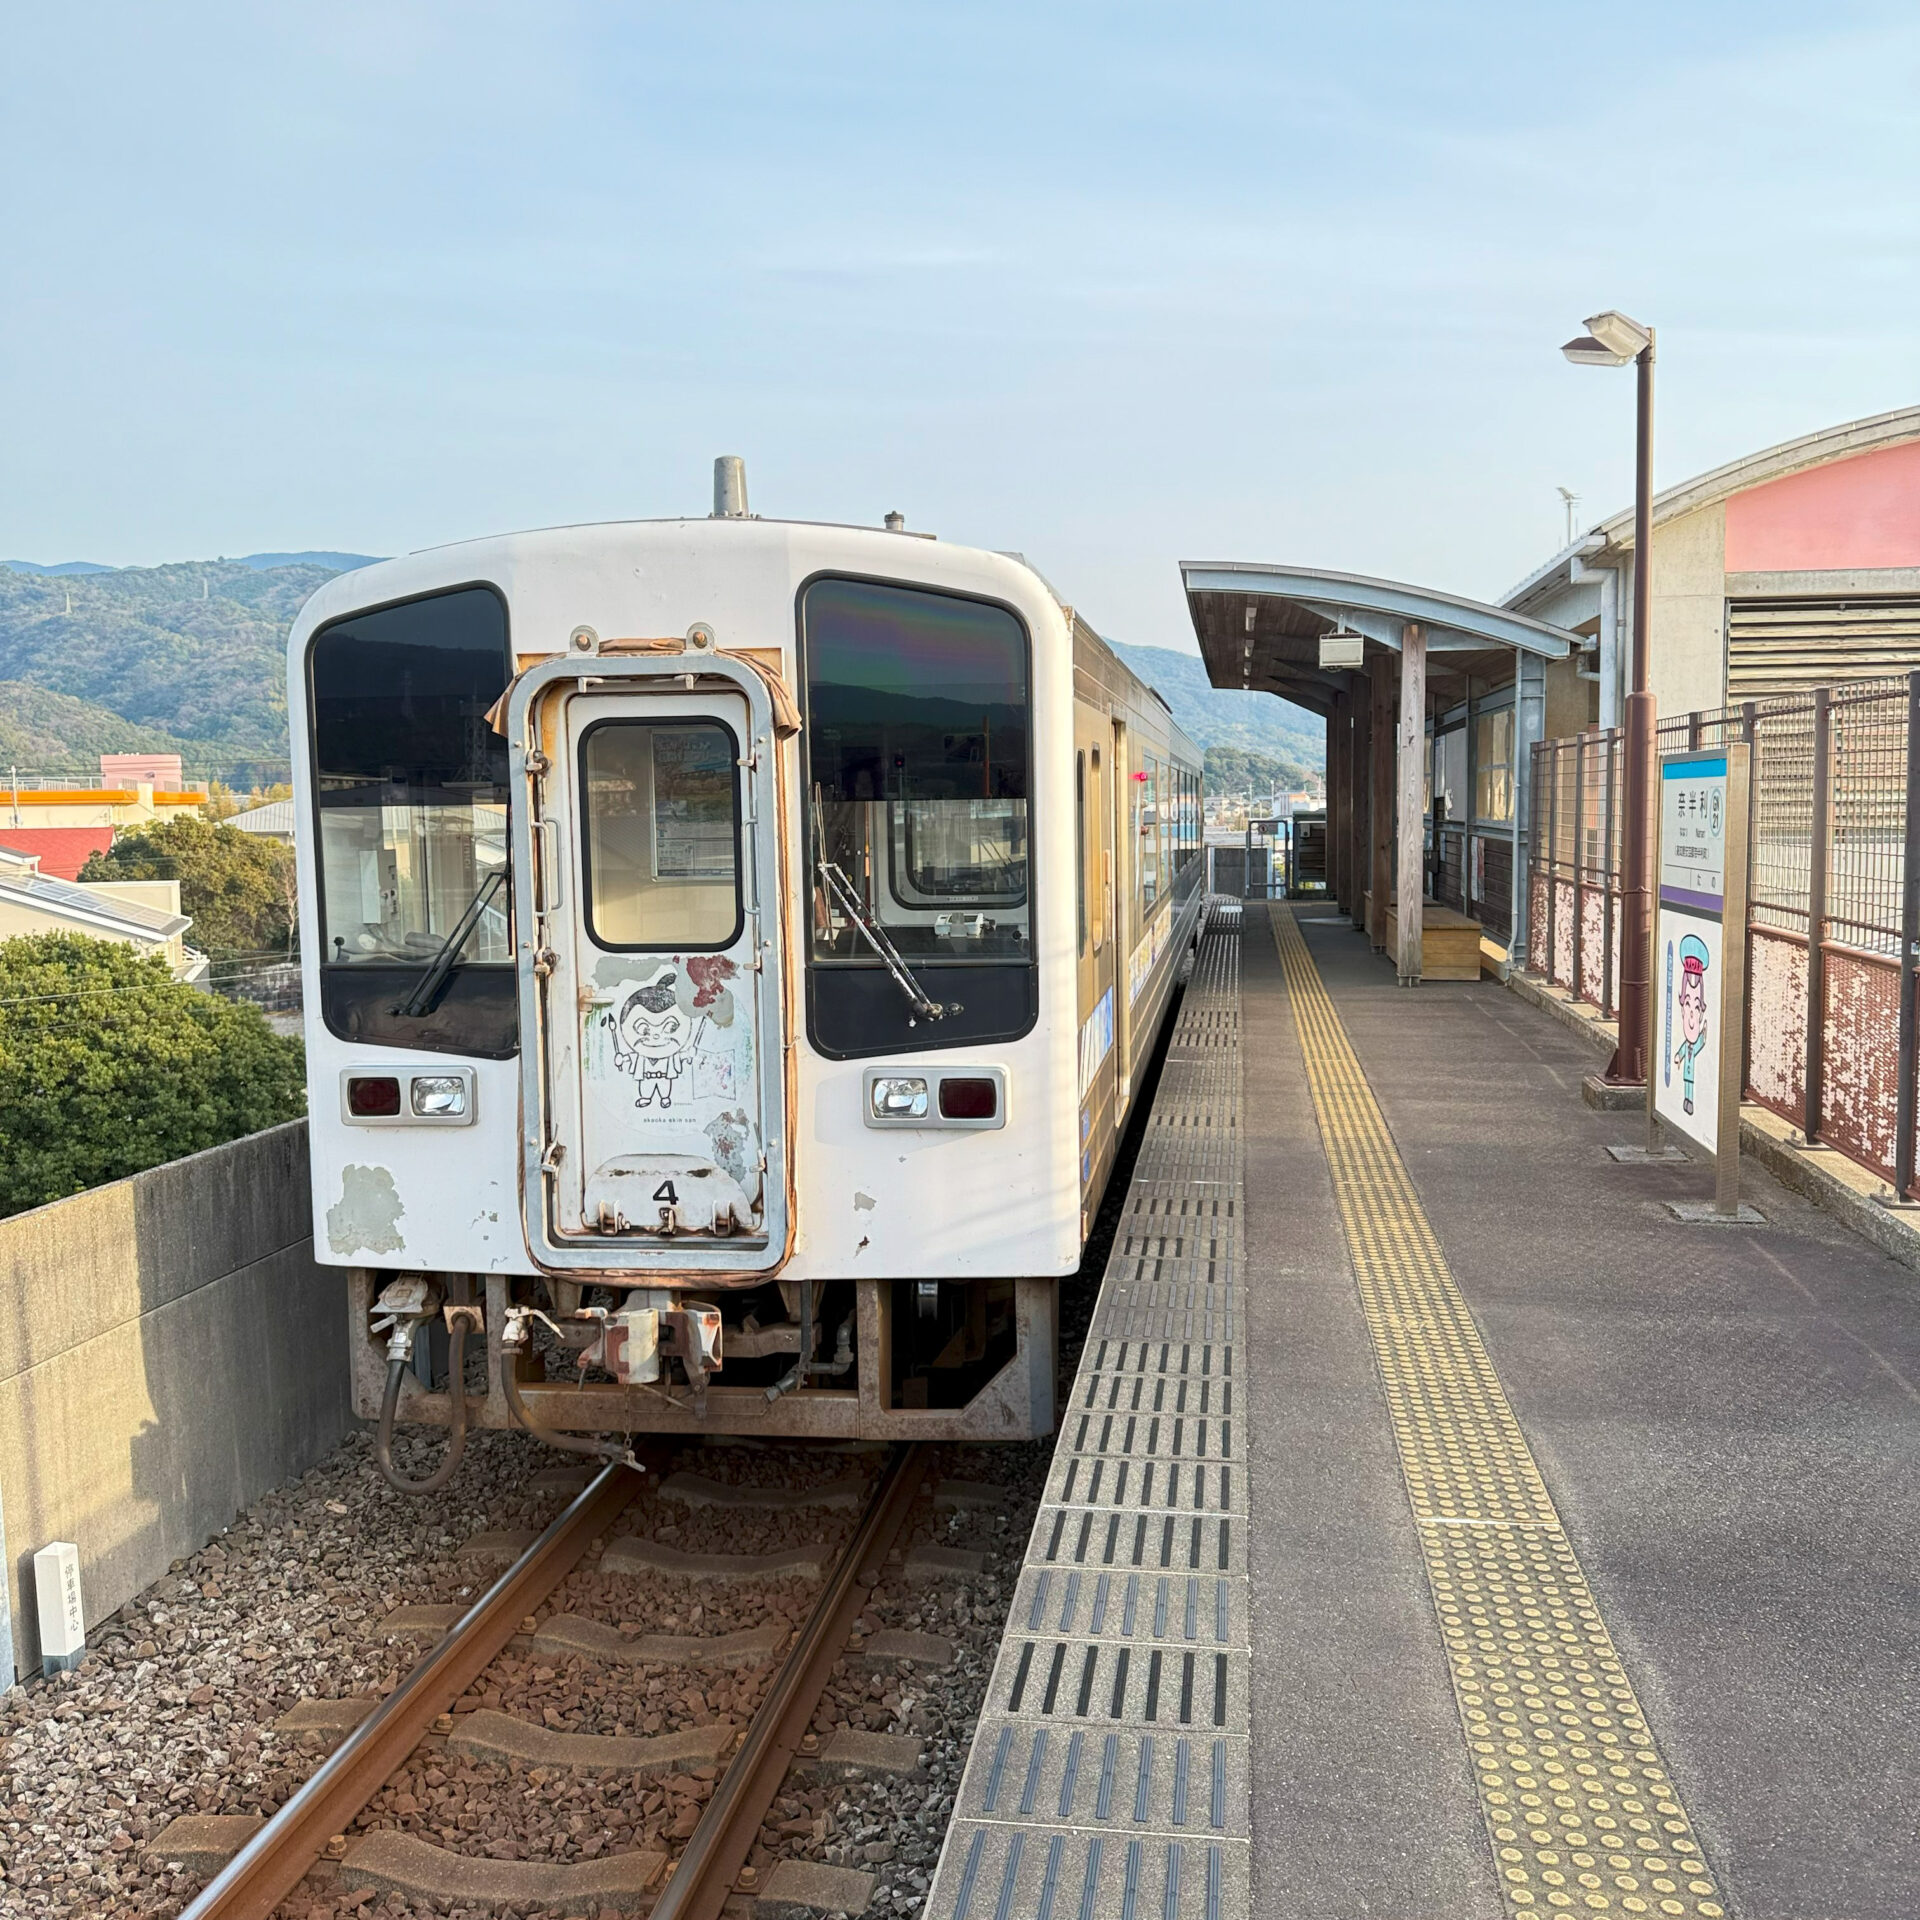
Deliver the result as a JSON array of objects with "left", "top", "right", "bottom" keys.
[
  {"left": 1075, "top": 750, "right": 1087, "bottom": 957},
  {"left": 1137, "top": 754, "right": 1159, "bottom": 909},
  {"left": 1091, "top": 746, "right": 1105, "bottom": 951}
]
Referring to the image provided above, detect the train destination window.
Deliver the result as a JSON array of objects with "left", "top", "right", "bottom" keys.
[
  {"left": 801, "top": 576, "right": 1036, "bottom": 1058},
  {"left": 308, "top": 584, "right": 517, "bottom": 1058},
  {"left": 580, "top": 720, "right": 742, "bottom": 949}
]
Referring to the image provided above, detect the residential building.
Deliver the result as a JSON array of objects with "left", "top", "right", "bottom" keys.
[{"left": 0, "top": 848, "right": 206, "bottom": 980}]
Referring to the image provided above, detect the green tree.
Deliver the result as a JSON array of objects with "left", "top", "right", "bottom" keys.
[
  {"left": 1204, "top": 744, "right": 1307, "bottom": 799},
  {"left": 0, "top": 933, "right": 306, "bottom": 1217},
  {"left": 79, "top": 815, "right": 296, "bottom": 959}
]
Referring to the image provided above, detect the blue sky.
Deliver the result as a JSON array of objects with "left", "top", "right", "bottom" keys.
[{"left": 5, "top": 2, "right": 1916, "bottom": 650}]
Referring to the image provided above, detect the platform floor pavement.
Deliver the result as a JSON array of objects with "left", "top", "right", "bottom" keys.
[
  {"left": 1243, "top": 904, "right": 1920, "bottom": 1920},
  {"left": 929, "top": 908, "right": 1253, "bottom": 1920}
]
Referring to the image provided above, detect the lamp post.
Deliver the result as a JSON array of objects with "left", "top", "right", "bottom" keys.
[{"left": 1563, "top": 309, "right": 1655, "bottom": 1088}]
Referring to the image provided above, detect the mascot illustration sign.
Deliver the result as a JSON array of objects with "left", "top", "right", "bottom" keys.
[
  {"left": 578, "top": 954, "right": 761, "bottom": 1236},
  {"left": 1654, "top": 755, "right": 1730, "bottom": 1154}
]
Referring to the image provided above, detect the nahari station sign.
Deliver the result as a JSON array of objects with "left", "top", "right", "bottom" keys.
[{"left": 1653, "top": 745, "right": 1751, "bottom": 1209}]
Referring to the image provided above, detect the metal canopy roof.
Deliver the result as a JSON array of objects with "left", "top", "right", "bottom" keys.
[{"left": 1182, "top": 561, "right": 1580, "bottom": 716}]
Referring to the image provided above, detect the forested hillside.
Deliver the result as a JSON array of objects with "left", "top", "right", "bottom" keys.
[
  {"left": 0, "top": 557, "right": 1324, "bottom": 796},
  {"left": 0, "top": 560, "right": 349, "bottom": 782},
  {"left": 1105, "top": 639, "right": 1322, "bottom": 781}
]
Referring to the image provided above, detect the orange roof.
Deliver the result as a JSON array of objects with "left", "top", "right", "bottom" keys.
[
  {"left": 0, "top": 789, "right": 138, "bottom": 805},
  {"left": 0, "top": 788, "right": 208, "bottom": 806}
]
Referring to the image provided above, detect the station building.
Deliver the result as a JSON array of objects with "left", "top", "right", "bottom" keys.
[
  {"left": 1504, "top": 403, "right": 1920, "bottom": 727},
  {"left": 1186, "top": 404, "right": 1920, "bottom": 963}
]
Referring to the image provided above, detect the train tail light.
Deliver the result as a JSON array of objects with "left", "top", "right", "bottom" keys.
[
  {"left": 938, "top": 1077, "right": 998, "bottom": 1121},
  {"left": 346, "top": 1075, "right": 402, "bottom": 1117}
]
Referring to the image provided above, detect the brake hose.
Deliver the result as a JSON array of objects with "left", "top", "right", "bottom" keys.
[
  {"left": 498, "top": 1345, "right": 638, "bottom": 1468},
  {"left": 374, "top": 1313, "right": 471, "bottom": 1494}
]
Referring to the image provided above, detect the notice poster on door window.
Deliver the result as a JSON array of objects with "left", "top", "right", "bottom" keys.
[
  {"left": 652, "top": 728, "right": 736, "bottom": 878},
  {"left": 1654, "top": 754, "right": 1728, "bottom": 1154}
]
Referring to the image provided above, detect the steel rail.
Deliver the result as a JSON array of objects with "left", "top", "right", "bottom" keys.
[
  {"left": 650, "top": 1442, "right": 929, "bottom": 1920},
  {"left": 179, "top": 1460, "right": 646, "bottom": 1920}
]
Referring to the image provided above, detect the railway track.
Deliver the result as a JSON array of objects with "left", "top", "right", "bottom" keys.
[{"left": 178, "top": 1444, "right": 928, "bottom": 1920}]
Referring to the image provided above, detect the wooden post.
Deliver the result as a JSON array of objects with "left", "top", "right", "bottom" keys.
[
  {"left": 1370, "top": 660, "right": 1394, "bottom": 950},
  {"left": 1396, "top": 624, "right": 1427, "bottom": 985},
  {"left": 1330, "top": 691, "right": 1350, "bottom": 914},
  {"left": 1350, "top": 680, "right": 1371, "bottom": 931}
]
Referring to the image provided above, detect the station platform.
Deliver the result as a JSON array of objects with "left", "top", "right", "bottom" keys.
[{"left": 930, "top": 902, "right": 1920, "bottom": 1920}]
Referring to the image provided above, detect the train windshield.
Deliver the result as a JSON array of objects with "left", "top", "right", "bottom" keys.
[
  {"left": 307, "top": 585, "right": 517, "bottom": 1057},
  {"left": 801, "top": 578, "right": 1030, "bottom": 963}
]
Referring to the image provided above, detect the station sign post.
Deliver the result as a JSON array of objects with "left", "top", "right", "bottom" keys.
[{"left": 1649, "top": 743, "right": 1751, "bottom": 1215}]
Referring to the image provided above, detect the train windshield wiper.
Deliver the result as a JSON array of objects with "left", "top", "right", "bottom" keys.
[
  {"left": 815, "top": 858, "right": 950, "bottom": 1023},
  {"left": 393, "top": 868, "right": 506, "bottom": 1018}
]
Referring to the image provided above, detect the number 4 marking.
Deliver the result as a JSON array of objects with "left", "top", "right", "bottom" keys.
[{"left": 653, "top": 1180, "right": 679, "bottom": 1205}]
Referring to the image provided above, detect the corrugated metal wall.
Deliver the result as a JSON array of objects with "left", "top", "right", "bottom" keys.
[{"left": 1728, "top": 596, "right": 1920, "bottom": 700}]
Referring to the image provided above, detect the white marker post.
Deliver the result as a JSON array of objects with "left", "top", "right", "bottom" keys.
[
  {"left": 1653, "top": 742, "right": 1754, "bottom": 1219},
  {"left": 33, "top": 1542, "right": 85, "bottom": 1676}
]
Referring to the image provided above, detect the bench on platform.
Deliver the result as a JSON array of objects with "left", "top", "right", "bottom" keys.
[{"left": 1381, "top": 900, "right": 1485, "bottom": 981}]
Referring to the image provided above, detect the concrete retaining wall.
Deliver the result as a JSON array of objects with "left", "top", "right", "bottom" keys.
[{"left": 0, "top": 1120, "right": 350, "bottom": 1678}]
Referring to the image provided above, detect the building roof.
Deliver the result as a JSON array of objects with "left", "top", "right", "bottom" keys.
[
  {"left": 1503, "top": 403, "right": 1920, "bottom": 607},
  {"left": 0, "top": 827, "right": 115, "bottom": 880},
  {"left": 1182, "top": 561, "right": 1577, "bottom": 714},
  {"left": 226, "top": 799, "right": 295, "bottom": 836},
  {"left": 0, "top": 866, "right": 190, "bottom": 942}
]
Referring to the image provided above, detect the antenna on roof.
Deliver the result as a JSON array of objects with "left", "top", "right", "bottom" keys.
[{"left": 1557, "top": 486, "right": 1581, "bottom": 546}]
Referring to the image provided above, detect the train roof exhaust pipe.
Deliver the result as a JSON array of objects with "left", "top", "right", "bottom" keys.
[{"left": 712, "top": 455, "right": 749, "bottom": 519}]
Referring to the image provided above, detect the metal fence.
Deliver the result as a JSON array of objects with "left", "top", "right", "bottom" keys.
[
  {"left": 205, "top": 954, "right": 302, "bottom": 1015},
  {"left": 1527, "top": 674, "right": 1920, "bottom": 1197}
]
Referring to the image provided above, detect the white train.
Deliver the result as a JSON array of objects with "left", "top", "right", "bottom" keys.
[{"left": 291, "top": 463, "right": 1204, "bottom": 1486}]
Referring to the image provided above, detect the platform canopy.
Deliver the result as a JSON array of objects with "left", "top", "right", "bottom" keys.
[{"left": 1182, "top": 561, "right": 1581, "bottom": 714}]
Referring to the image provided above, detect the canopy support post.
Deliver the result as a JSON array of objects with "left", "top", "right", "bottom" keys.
[{"left": 1396, "top": 622, "right": 1427, "bottom": 985}]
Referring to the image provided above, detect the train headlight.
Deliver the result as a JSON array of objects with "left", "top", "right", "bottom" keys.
[
  {"left": 870, "top": 1075, "right": 930, "bottom": 1119},
  {"left": 410, "top": 1075, "right": 469, "bottom": 1118}
]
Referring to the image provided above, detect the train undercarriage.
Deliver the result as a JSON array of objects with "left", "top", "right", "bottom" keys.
[{"left": 352, "top": 1270, "right": 1059, "bottom": 1461}]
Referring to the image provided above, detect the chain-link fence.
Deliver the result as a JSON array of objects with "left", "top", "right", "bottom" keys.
[{"left": 1527, "top": 674, "right": 1920, "bottom": 1196}]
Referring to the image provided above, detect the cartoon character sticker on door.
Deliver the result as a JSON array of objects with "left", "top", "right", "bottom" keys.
[{"left": 581, "top": 954, "right": 762, "bottom": 1233}]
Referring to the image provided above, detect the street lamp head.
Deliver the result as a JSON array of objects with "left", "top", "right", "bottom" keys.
[
  {"left": 1584, "top": 310, "right": 1653, "bottom": 357},
  {"left": 1562, "top": 333, "right": 1633, "bottom": 367},
  {"left": 1564, "top": 310, "right": 1652, "bottom": 367}
]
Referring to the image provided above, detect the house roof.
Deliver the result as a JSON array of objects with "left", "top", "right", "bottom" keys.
[
  {"left": 0, "top": 827, "right": 115, "bottom": 880},
  {"left": 226, "top": 799, "right": 295, "bottom": 835},
  {"left": 0, "top": 867, "right": 190, "bottom": 943}
]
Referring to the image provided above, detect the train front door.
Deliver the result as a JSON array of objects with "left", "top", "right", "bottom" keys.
[{"left": 508, "top": 647, "right": 791, "bottom": 1275}]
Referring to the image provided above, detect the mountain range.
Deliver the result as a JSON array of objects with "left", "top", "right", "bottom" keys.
[{"left": 0, "top": 553, "right": 1322, "bottom": 786}]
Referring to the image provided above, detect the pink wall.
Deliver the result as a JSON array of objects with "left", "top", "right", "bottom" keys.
[
  {"left": 99, "top": 752, "right": 184, "bottom": 786},
  {"left": 1724, "top": 436, "right": 1920, "bottom": 573}
]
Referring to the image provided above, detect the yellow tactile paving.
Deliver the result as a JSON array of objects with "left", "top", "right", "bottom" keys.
[{"left": 1269, "top": 904, "right": 1726, "bottom": 1920}]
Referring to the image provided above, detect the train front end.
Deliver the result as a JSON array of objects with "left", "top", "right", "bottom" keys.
[{"left": 290, "top": 506, "right": 1077, "bottom": 1477}]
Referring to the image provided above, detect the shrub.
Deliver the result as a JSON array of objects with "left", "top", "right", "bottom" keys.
[{"left": 0, "top": 933, "right": 306, "bottom": 1217}]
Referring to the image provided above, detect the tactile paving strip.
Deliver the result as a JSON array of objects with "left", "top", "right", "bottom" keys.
[
  {"left": 1270, "top": 904, "right": 1728, "bottom": 1920},
  {"left": 929, "top": 905, "right": 1250, "bottom": 1920}
]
